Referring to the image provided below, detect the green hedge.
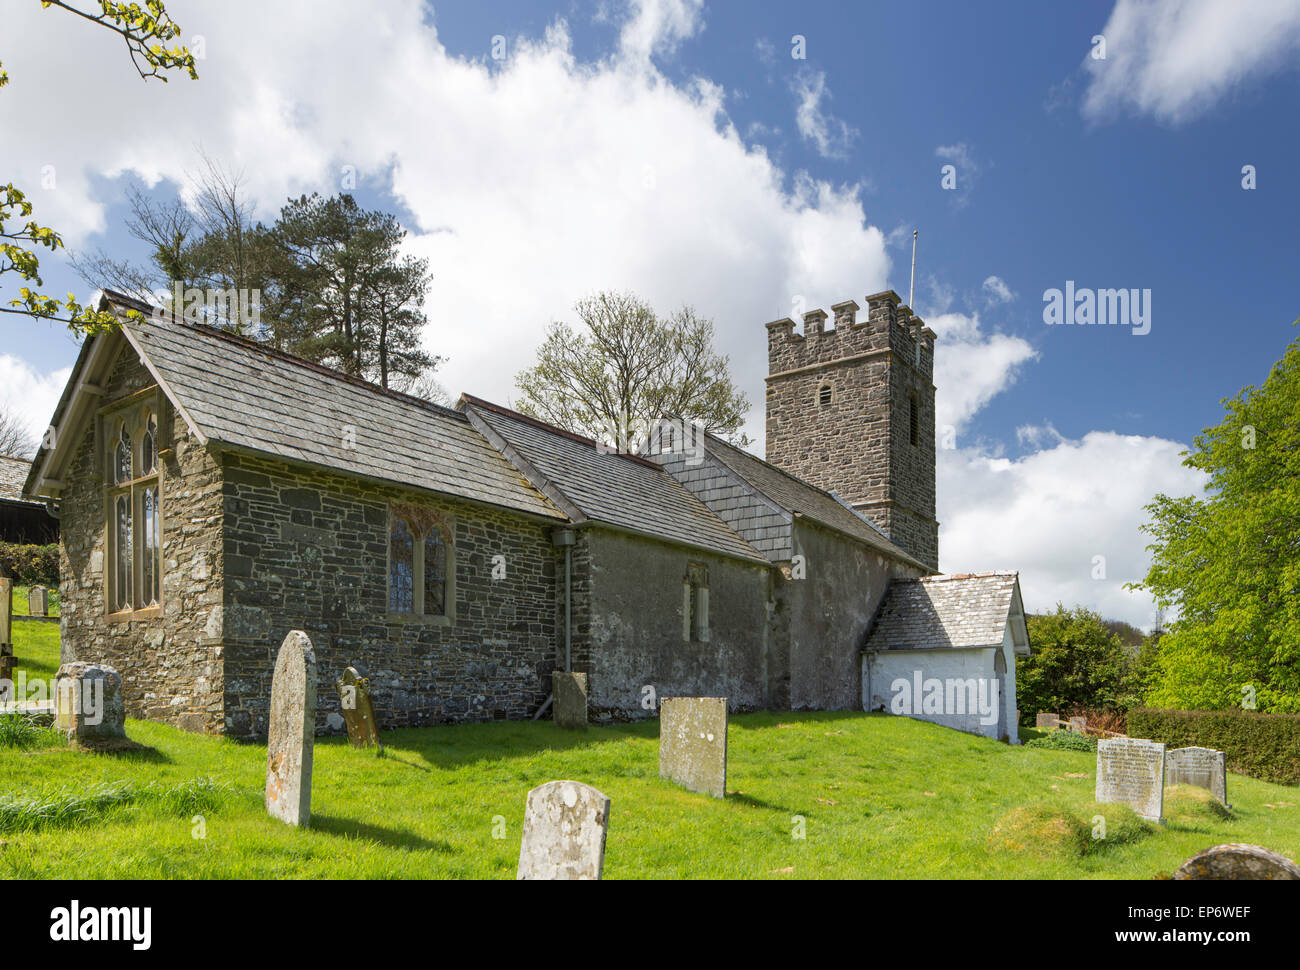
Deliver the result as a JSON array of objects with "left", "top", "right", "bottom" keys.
[
  {"left": 1128, "top": 707, "right": 1300, "bottom": 786},
  {"left": 0, "top": 543, "right": 59, "bottom": 587}
]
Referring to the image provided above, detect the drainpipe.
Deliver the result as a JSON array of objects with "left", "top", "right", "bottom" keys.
[{"left": 550, "top": 527, "right": 576, "bottom": 673}]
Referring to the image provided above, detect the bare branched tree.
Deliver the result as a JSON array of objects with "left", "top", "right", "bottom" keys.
[{"left": 0, "top": 403, "right": 37, "bottom": 458}]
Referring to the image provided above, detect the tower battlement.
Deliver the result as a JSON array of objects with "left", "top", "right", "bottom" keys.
[{"left": 764, "top": 289, "right": 939, "bottom": 570}]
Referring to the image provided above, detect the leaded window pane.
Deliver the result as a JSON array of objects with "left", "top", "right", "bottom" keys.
[
  {"left": 114, "top": 426, "right": 132, "bottom": 484},
  {"left": 142, "top": 485, "right": 160, "bottom": 606},
  {"left": 389, "top": 517, "right": 414, "bottom": 613},
  {"left": 115, "top": 493, "right": 132, "bottom": 611},
  {"left": 142, "top": 414, "right": 157, "bottom": 475},
  {"left": 424, "top": 530, "right": 446, "bottom": 616}
]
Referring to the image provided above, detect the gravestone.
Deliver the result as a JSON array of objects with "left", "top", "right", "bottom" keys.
[
  {"left": 1096, "top": 737, "right": 1165, "bottom": 821},
  {"left": 1174, "top": 844, "right": 1300, "bottom": 880},
  {"left": 53, "top": 662, "right": 126, "bottom": 741},
  {"left": 552, "top": 671, "right": 588, "bottom": 730},
  {"left": 1035, "top": 712, "right": 1058, "bottom": 730},
  {"left": 659, "top": 696, "right": 728, "bottom": 798},
  {"left": 336, "top": 663, "right": 380, "bottom": 748},
  {"left": 1068, "top": 716, "right": 1087, "bottom": 733},
  {"left": 0, "top": 576, "right": 11, "bottom": 655},
  {"left": 1166, "top": 746, "right": 1228, "bottom": 805},
  {"left": 266, "top": 630, "right": 317, "bottom": 826},
  {"left": 517, "top": 780, "right": 610, "bottom": 880},
  {"left": 28, "top": 585, "right": 49, "bottom": 617}
]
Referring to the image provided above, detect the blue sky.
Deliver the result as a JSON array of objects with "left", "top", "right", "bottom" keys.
[{"left": 2, "top": 0, "right": 1298, "bottom": 625}]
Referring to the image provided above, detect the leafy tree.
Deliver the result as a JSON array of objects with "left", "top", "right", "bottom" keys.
[
  {"left": 2, "top": 0, "right": 197, "bottom": 332},
  {"left": 514, "top": 291, "right": 749, "bottom": 450},
  {"left": 1132, "top": 330, "right": 1300, "bottom": 713},
  {"left": 1017, "top": 605, "right": 1143, "bottom": 721}
]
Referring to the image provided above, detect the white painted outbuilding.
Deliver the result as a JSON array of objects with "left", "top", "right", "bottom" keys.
[{"left": 861, "top": 572, "right": 1031, "bottom": 743}]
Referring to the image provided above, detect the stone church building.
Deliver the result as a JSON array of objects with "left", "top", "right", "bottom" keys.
[{"left": 24, "top": 288, "right": 1028, "bottom": 740}]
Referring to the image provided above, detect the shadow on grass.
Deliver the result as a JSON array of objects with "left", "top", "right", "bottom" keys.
[
  {"left": 73, "top": 739, "right": 173, "bottom": 763},
  {"left": 310, "top": 813, "right": 454, "bottom": 853}
]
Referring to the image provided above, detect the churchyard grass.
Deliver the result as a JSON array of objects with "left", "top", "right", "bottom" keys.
[
  {"left": 11, "top": 585, "right": 60, "bottom": 618},
  {"left": 8, "top": 608, "right": 60, "bottom": 682},
  {"left": 2, "top": 623, "right": 1296, "bottom": 879}
]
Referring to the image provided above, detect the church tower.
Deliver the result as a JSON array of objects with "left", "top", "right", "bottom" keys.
[{"left": 764, "top": 290, "right": 939, "bottom": 570}]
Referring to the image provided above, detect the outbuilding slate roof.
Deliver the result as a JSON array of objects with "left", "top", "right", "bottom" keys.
[
  {"left": 701, "top": 432, "right": 929, "bottom": 570},
  {"left": 863, "top": 572, "right": 1025, "bottom": 652},
  {"left": 0, "top": 455, "right": 37, "bottom": 503},
  {"left": 462, "top": 397, "right": 767, "bottom": 563}
]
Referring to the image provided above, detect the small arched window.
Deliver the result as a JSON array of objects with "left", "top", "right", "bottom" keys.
[
  {"left": 388, "top": 505, "right": 454, "bottom": 620},
  {"left": 818, "top": 385, "right": 832, "bottom": 407}
]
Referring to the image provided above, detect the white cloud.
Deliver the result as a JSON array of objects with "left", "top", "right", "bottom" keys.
[
  {"left": 927, "top": 311, "right": 1036, "bottom": 434},
  {"left": 981, "top": 275, "right": 1016, "bottom": 305},
  {"left": 939, "top": 430, "right": 1206, "bottom": 629},
  {"left": 934, "top": 142, "right": 979, "bottom": 206},
  {"left": 0, "top": 356, "right": 72, "bottom": 452},
  {"left": 0, "top": 0, "right": 891, "bottom": 449},
  {"left": 1083, "top": 0, "right": 1300, "bottom": 123},
  {"left": 792, "top": 70, "right": 858, "bottom": 160}
]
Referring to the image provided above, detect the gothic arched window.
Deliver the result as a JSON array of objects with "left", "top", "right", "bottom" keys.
[{"left": 105, "top": 404, "right": 163, "bottom": 613}]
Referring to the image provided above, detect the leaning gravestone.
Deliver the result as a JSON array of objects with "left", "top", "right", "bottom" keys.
[
  {"left": 266, "top": 630, "right": 317, "bottom": 826},
  {"left": 517, "top": 780, "right": 610, "bottom": 880},
  {"left": 1096, "top": 737, "right": 1165, "bottom": 822},
  {"left": 1174, "top": 844, "right": 1300, "bottom": 880},
  {"left": 53, "top": 662, "right": 126, "bottom": 741},
  {"left": 552, "top": 671, "right": 588, "bottom": 730},
  {"left": 336, "top": 663, "right": 380, "bottom": 748},
  {"left": 659, "top": 696, "right": 728, "bottom": 798},
  {"left": 1068, "top": 716, "right": 1087, "bottom": 733},
  {"left": 28, "top": 585, "right": 49, "bottom": 617},
  {"left": 1035, "top": 712, "right": 1058, "bottom": 730},
  {"left": 1167, "top": 746, "right": 1228, "bottom": 805}
]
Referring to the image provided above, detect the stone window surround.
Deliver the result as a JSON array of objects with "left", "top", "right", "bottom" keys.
[
  {"left": 682, "top": 561, "right": 710, "bottom": 643},
  {"left": 386, "top": 502, "right": 457, "bottom": 626},
  {"left": 818, "top": 383, "right": 832, "bottom": 407},
  {"left": 100, "top": 388, "right": 164, "bottom": 622}
]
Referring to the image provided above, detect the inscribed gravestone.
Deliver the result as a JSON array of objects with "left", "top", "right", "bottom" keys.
[
  {"left": 517, "top": 780, "right": 610, "bottom": 880},
  {"left": 552, "top": 671, "right": 587, "bottom": 730},
  {"left": 336, "top": 663, "right": 380, "bottom": 748},
  {"left": 53, "top": 662, "right": 126, "bottom": 741},
  {"left": 266, "top": 630, "right": 317, "bottom": 826},
  {"left": 1174, "top": 843, "right": 1300, "bottom": 880},
  {"left": 1068, "top": 716, "right": 1087, "bottom": 733},
  {"left": 1035, "top": 712, "right": 1057, "bottom": 730},
  {"left": 28, "top": 585, "right": 49, "bottom": 617},
  {"left": 1167, "top": 746, "right": 1228, "bottom": 805},
  {"left": 659, "top": 696, "right": 728, "bottom": 798},
  {"left": 1096, "top": 737, "right": 1165, "bottom": 821}
]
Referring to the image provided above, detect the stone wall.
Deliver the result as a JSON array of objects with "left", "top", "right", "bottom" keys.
[
  {"left": 219, "top": 450, "right": 558, "bottom": 737},
  {"left": 572, "top": 527, "right": 776, "bottom": 718},
  {"left": 58, "top": 343, "right": 225, "bottom": 733},
  {"left": 764, "top": 291, "right": 939, "bottom": 570},
  {"left": 781, "top": 517, "right": 924, "bottom": 710}
]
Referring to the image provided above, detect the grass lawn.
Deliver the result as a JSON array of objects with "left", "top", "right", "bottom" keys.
[
  {"left": 2, "top": 624, "right": 1296, "bottom": 880},
  {"left": 9, "top": 584, "right": 60, "bottom": 619}
]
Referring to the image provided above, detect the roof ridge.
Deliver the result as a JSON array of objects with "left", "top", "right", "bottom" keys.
[
  {"left": 103, "top": 288, "right": 468, "bottom": 423},
  {"left": 460, "top": 394, "right": 662, "bottom": 470},
  {"left": 917, "top": 571, "right": 1019, "bottom": 582}
]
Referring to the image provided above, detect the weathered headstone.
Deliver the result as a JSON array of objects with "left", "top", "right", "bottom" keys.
[
  {"left": 1035, "top": 712, "right": 1058, "bottom": 730},
  {"left": 53, "top": 662, "right": 126, "bottom": 741},
  {"left": 266, "top": 630, "right": 317, "bottom": 826},
  {"left": 1068, "top": 716, "right": 1087, "bottom": 733},
  {"left": 1174, "top": 844, "right": 1300, "bottom": 880},
  {"left": 1096, "top": 737, "right": 1165, "bottom": 821},
  {"left": 659, "top": 696, "right": 728, "bottom": 798},
  {"left": 0, "top": 576, "right": 12, "bottom": 653},
  {"left": 336, "top": 663, "right": 380, "bottom": 748},
  {"left": 1167, "top": 746, "right": 1228, "bottom": 805},
  {"left": 517, "top": 780, "right": 610, "bottom": 880},
  {"left": 552, "top": 671, "right": 588, "bottom": 730},
  {"left": 27, "top": 585, "right": 49, "bottom": 617}
]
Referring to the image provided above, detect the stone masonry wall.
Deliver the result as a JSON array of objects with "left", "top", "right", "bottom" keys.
[
  {"left": 59, "top": 344, "right": 226, "bottom": 733},
  {"left": 220, "top": 450, "right": 558, "bottom": 737}
]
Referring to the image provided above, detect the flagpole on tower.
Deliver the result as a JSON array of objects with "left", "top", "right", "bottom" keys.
[{"left": 909, "top": 229, "right": 918, "bottom": 309}]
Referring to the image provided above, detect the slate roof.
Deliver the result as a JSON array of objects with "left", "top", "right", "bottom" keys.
[
  {"left": 863, "top": 572, "right": 1022, "bottom": 651},
  {"left": 701, "top": 432, "right": 929, "bottom": 570},
  {"left": 0, "top": 455, "right": 37, "bottom": 503},
  {"left": 463, "top": 397, "right": 767, "bottom": 563},
  {"left": 87, "top": 295, "right": 565, "bottom": 521}
]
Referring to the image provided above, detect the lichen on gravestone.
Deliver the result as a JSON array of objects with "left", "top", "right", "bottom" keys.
[{"left": 265, "top": 630, "right": 317, "bottom": 826}]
